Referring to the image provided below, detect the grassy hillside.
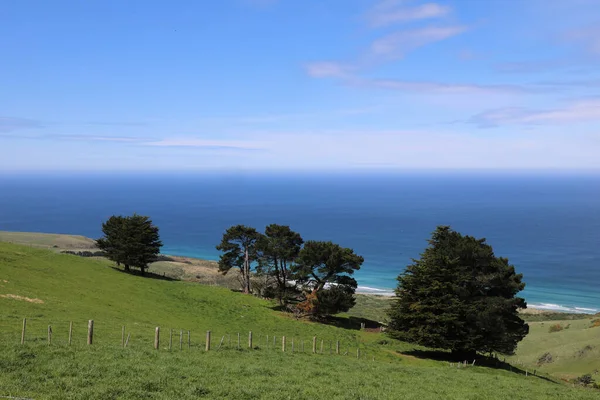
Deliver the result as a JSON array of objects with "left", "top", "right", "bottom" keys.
[
  {"left": 507, "top": 318, "right": 600, "bottom": 380},
  {"left": 1, "top": 242, "right": 598, "bottom": 399},
  {"left": 0, "top": 230, "right": 97, "bottom": 250}
]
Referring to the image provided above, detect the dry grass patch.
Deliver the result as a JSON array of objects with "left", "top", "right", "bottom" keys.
[{"left": 0, "top": 293, "right": 44, "bottom": 304}]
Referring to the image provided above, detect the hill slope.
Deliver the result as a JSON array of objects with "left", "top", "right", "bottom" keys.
[{"left": 0, "top": 242, "right": 598, "bottom": 399}]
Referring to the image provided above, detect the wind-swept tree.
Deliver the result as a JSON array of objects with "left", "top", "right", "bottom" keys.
[
  {"left": 97, "top": 214, "right": 162, "bottom": 275},
  {"left": 387, "top": 226, "right": 529, "bottom": 358},
  {"left": 293, "top": 241, "right": 363, "bottom": 317},
  {"left": 256, "top": 224, "right": 304, "bottom": 305},
  {"left": 216, "top": 225, "right": 261, "bottom": 294}
]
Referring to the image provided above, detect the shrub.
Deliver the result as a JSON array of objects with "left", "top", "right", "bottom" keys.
[
  {"left": 575, "top": 345, "right": 594, "bottom": 358},
  {"left": 537, "top": 352, "right": 553, "bottom": 365},
  {"left": 575, "top": 374, "right": 595, "bottom": 387},
  {"left": 548, "top": 324, "right": 563, "bottom": 333}
]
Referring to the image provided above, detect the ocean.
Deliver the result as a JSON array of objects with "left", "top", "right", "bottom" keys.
[{"left": 1, "top": 171, "right": 599, "bottom": 313}]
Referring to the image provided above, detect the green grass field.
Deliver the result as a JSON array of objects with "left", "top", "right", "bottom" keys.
[{"left": 1, "top": 241, "right": 599, "bottom": 399}]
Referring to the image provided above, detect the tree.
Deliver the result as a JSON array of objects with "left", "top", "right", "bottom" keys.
[
  {"left": 216, "top": 225, "right": 261, "bottom": 294},
  {"left": 96, "top": 214, "right": 162, "bottom": 275},
  {"left": 293, "top": 241, "right": 364, "bottom": 317},
  {"left": 96, "top": 215, "right": 127, "bottom": 268},
  {"left": 255, "top": 224, "right": 304, "bottom": 305},
  {"left": 387, "top": 226, "right": 529, "bottom": 358}
]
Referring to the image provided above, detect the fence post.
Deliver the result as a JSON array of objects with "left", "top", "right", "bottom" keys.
[
  {"left": 282, "top": 336, "right": 286, "bottom": 352},
  {"left": 336, "top": 340, "right": 340, "bottom": 355},
  {"left": 248, "top": 331, "right": 253, "bottom": 349},
  {"left": 291, "top": 338, "right": 294, "bottom": 353},
  {"left": 87, "top": 320, "right": 94, "bottom": 345},
  {"left": 68, "top": 321, "right": 73, "bottom": 346},
  {"left": 47, "top": 325, "right": 52, "bottom": 346},
  {"left": 312, "top": 336, "right": 317, "bottom": 353},
  {"left": 188, "top": 331, "right": 191, "bottom": 349},
  {"left": 21, "top": 318, "right": 26, "bottom": 345},
  {"left": 154, "top": 327, "right": 160, "bottom": 350},
  {"left": 125, "top": 333, "right": 131, "bottom": 348},
  {"left": 206, "top": 331, "right": 211, "bottom": 351},
  {"left": 237, "top": 333, "right": 240, "bottom": 349},
  {"left": 169, "top": 329, "right": 173, "bottom": 350},
  {"left": 357, "top": 348, "right": 360, "bottom": 359},
  {"left": 122, "top": 326, "right": 125, "bottom": 347},
  {"left": 180, "top": 330, "right": 183, "bottom": 350}
]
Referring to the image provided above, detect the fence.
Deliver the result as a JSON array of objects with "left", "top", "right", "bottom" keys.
[{"left": 8, "top": 317, "right": 378, "bottom": 361}]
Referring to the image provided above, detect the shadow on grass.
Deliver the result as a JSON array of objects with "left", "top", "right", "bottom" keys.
[
  {"left": 399, "top": 349, "right": 558, "bottom": 383},
  {"left": 110, "top": 267, "right": 178, "bottom": 282},
  {"left": 316, "top": 316, "right": 382, "bottom": 331}
]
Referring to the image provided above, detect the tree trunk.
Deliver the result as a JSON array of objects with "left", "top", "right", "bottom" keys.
[
  {"left": 140, "top": 265, "right": 146, "bottom": 276},
  {"left": 243, "top": 247, "right": 250, "bottom": 294},
  {"left": 124, "top": 264, "right": 130, "bottom": 272}
]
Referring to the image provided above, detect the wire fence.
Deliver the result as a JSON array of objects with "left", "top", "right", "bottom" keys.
[{"left": 1, "top": 317, "right": 381, "bottom": 361}]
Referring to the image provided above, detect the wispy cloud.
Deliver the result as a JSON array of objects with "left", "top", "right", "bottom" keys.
[
  {"left": 0, "top": 117, "right": 43, "bottom": 133},
  {"left": 470, "top": 98, "right": 600, "bottom": 127},
  {"left": 145, "top": 138, "right": 265, "bottom": 150},
  {"left": 564, "top": 25, "right": 600, "bottom": 55},
  {"left": 304, "top": 62, "right": 354, "bottom": 78},
  {"left": 369, "top": 25, "right": 468, "bottom": 60},
  {"left": 358, "top": 78, "right": 533, "bottom": 95},
  {"left": 367, "top": 1, "right": 451, "bottom": 28},
  {"left": 0, "top": 133, "right": 149, "bottom": 142}
]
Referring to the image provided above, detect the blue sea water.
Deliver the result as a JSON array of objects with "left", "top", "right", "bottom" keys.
[{"left": 1, "top": 171, "right": 599, "bottom": 313}]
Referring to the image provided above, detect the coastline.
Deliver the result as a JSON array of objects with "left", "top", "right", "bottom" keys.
[{"left": 1, "top": 229, "right": 598, "bottom": 315}]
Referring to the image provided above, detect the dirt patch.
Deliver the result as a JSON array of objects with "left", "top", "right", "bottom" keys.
[{"left": 0, "top": 294, "right": 44, "bottom": 304}]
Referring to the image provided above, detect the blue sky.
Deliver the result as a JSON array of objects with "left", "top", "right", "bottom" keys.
[{"left": 1, "top": 0, "right": 599, "bottom": 171}]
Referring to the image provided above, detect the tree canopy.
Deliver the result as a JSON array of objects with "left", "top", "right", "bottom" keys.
[
  {"left": 215, "top": 225, "right": 364, "bottom": 318},
  {"left": 293, "top": 240, "right": 363, "bottom": 317},
  {"left": 216, "top": 225, "right": 261, "bottom": 294},
  {"left": 387, "top": 226, "right": 529, "bottom": 357},
  {"left": 255, "top": 224, "right": 304, "bottom": 305},
  {"left": 96, "top": 214, "right": 162, "bottom": 275}
]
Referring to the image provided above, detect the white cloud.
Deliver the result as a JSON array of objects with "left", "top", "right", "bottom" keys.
[
  {"left": 370, "top": 25, "right": 467, "bottom": 60},
  {"left": 368, "top": 1, "right": 451, "bottom": 28},
  {"left": 360, "top": 79, "right": 530, "bottom": 95},
  {"left": 304, "top": 62, "right": 353, "bottom": 78},
  {"left": 470, "top": 98, "right": 600, "bottom": 127},
  {"left": 145, "top": 138, "right": 265, "bottom": 149},
  {"left": 565, "top": 25, "right": 600, "bottom": 55}
]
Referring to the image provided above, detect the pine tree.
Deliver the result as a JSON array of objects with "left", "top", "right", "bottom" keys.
[
  {"left": 387, "top": 226, "right": 529, "bottom": 357},
  {"left": 97, "top": 214, "right": 162, "bottom": 275}
]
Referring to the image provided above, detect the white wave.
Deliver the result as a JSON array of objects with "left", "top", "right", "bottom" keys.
[
  {"left": 357, "top": 286, "right": 389, "bottom": 292},
  {"left": 529, "top": 303, "right": 598, "bottom": 314},
  {"left": 575, "top": 307, "right": 598, "bottom": 313},
  {"left": 356, "top": 286, "right": 395, "bottom": 296}
]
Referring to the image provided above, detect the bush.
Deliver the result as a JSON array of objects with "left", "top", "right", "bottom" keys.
[
  {"left": 548, "top": 324, "right": 563, "bottom": 333},
  {"left": 62, "top": 250, "right": 107, "bottom": 257},
  {"left": 575, "top": 345, "right": 594, "bottom": 358},
  {"left": 575, "top": 374, "right": 595, "bottom": 387},
  {"left": 537, "top": 352, "right": 553, "bottom": 365}
]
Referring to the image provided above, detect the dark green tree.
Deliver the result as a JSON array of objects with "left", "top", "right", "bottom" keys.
[
  {"left": 216, "top": 225, "right": 261, "bottom": 294},
  {"left": 387, "top": 226, "right": 529, "bottom": 358},
  {"left": 96, "top": 214, "right": 162, "bottom": 275},
  {"left": 293, "top": 241, "right": 363, "bottom": 317},
  {"left": 256, "top": 224, "right": 304, "bottom": 305},
  {"left": 96, "top": 215, "right": 127, "bottom": 268}
]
